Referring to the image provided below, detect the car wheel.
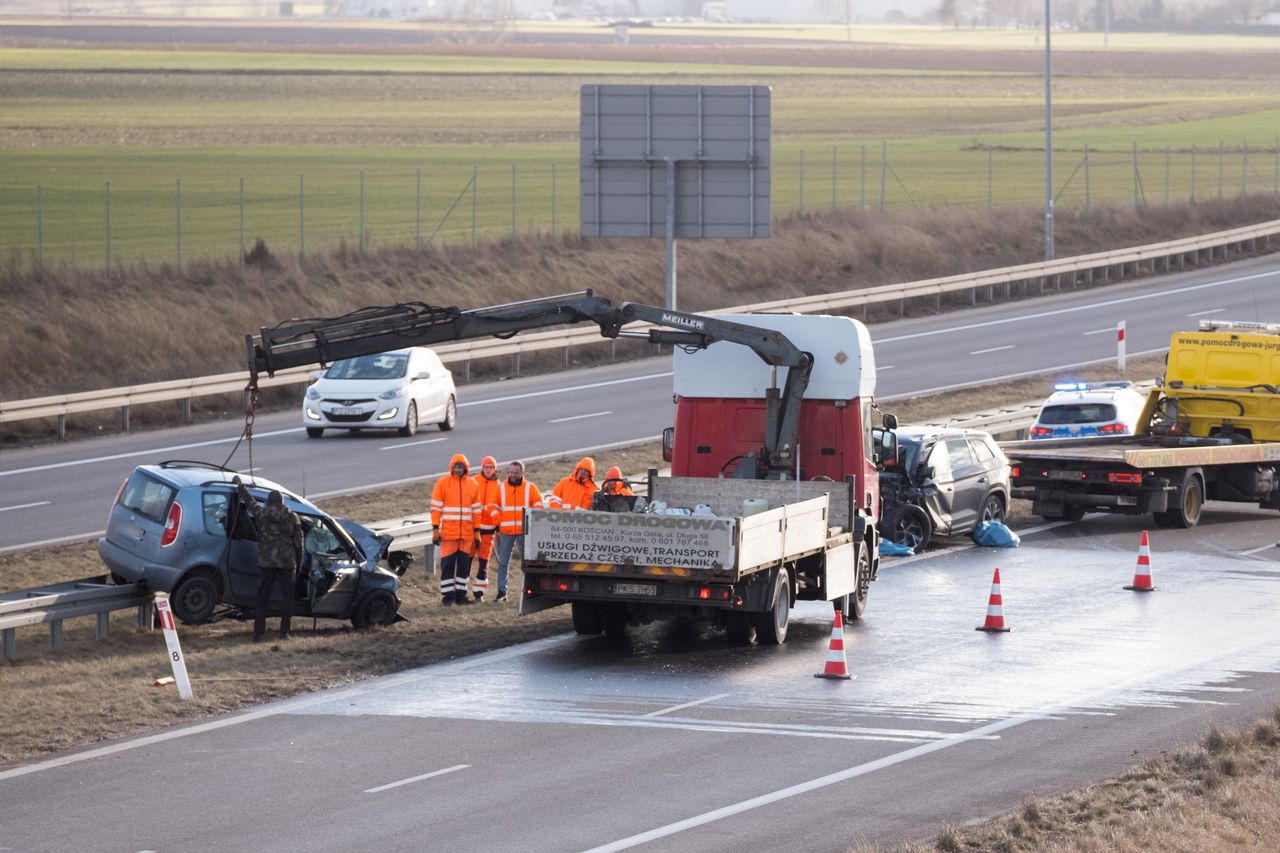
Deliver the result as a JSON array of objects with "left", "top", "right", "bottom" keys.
[
  {"left": 981, "top": 493, "right": 1006, "bottom": 525},
  {"left": 351, "top": 589, "right": 398, "bottom": 628},
  {"left": 571, "top": 602, "right": 603, "bottom": 635},
  {"left": 753, "top": 570, "right": 790, "bottom": 645},
  {"left": 399, "top": 402, "right": 418, "bottom": 438},
  {"left": 885, "top": 504, "right": 932, "bottom": 552},
  {"left": 171, "top": 572, "right": 219, "bottom": 625},
  {"left": 439, "top": 396, "right": 457, "bottom": 431},
  {"left": 306, "top": 427, "right": 324, "bottom": 438}
]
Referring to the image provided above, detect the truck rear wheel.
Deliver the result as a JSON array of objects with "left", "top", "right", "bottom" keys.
[
  {"left": 1154, "top": 472, "right": 1204, "bottom": 529},
  {"left": 571, "top": 602, "right": 603, "bottom": 635},
  {"left": 754, "top": 571, "right": 790, "bottom": 645}
]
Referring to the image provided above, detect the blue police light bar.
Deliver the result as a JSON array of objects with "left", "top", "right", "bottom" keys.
[{"left": 1053, "top": 380, "right": 1134, "bottom": 392}]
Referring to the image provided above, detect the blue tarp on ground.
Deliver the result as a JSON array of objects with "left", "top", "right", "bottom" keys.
[
  {"left": 879, "top": 539, "right": 914, "bottom": 557},
  {"left": 971, "top": 520, "right": 1020, "bottom": 548}
]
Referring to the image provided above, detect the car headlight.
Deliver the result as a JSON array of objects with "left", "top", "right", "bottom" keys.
[
  {"left": 377, "top": 408, "right": 399, "bottom": 420},
  {"left": 378, "top": 387, "right": 406, "bottom": 401},
  {"left": 306, "top": 387, "right": 321, "bottom": 400},
  {"left": 305, "top": 407, "right": 322, "bottom": 420}
]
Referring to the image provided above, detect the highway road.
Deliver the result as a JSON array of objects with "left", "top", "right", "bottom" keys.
[
  {"left": 2, "top": 252, "right": 1280, "bottom": 553},
  {"left": 3, "top": 511, "right": 1278, "bottom": 851}
]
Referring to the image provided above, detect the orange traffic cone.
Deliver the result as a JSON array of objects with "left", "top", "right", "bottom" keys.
[
  {"left": 814, "top": 611, "right": 854, "bottom": 680},
  {"left": 976, "top": 567, "right": 1011, "bottom": 632},
  {"left": 1124, "top": 529, "right": 1157, "bottom": 591}
]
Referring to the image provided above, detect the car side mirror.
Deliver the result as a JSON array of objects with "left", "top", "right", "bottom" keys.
[
  {"left": 415, "top": 371, "right": 431, "bottom": 380},
  {"left": 310, "top": 370, "right": 324, "bottom": 380},
  {"left": 882, "top": 413, "right": 898, "bottom": 430},
  {"left": 662, "top": 427, "right": 674, "bottom": 462}
]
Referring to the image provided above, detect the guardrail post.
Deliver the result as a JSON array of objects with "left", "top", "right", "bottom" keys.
[
  {"left": 119, "top": 405, "right": 130, "bottom": 433},
  {"left": 181, "top": 398, "right": 192, "bottom": 424},
  {"left": 513, "top": 352, "right": 521, "bottom": 376},
  {"left": 50, "top": 619, "right": 63, "bottom": 651},
  {"left": 3, "top": 628, "right": 14, "bottom": 660},
  {"left": 57, "top": 414, "right": 66, "bottom": 440},
  {"left": 463, "top": 359, "right": 471, "bottom": 384},
  {"left": 423, "top": 543, "right": 435, "bottom": 577},
  {"left": 97, "top": 611, "right": 109, "bottom": 640},
  {"left": 138, "top": 600, "right": 154, "bottom": 630},
  {"left": 562, "top": 346, "right": 569, "bottom": 368}
]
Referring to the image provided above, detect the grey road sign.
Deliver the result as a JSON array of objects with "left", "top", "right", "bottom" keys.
[{"left": 580, "top": 84, "right": 771, "bottom": 240}]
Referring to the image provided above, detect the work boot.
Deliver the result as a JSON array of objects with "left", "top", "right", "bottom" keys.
[
  {"left": 494, "top": 592, "right": 508, "bottom": 603},
  {"left": 473, "top": 592, "right": 485, "bottom": 602},
  {"left": 441, "top": 597, "right": 453, "bottom": 606}
]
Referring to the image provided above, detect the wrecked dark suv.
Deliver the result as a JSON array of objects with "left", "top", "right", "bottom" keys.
[
  {"left": 98, "top": 461, "right": 405, "bottom": 627},
  {"left": 876, "top": 426, "right": 1011, "bottom": 552}
]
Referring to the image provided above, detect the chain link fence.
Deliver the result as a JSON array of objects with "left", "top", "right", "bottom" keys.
[{"left": 7, "top": 140, "right": 1280, "bottom": 272}]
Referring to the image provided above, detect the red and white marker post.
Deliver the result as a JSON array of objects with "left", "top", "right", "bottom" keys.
[
  {"left": 154, "top": 594, "right": 193, "bottom": 700},
  {"left": 1117, "top": 320, "right": 1127, "bottom": 371}
]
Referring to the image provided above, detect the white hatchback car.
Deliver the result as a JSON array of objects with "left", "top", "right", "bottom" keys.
[
  {"left": 1030, "top": 381, "right": 1148, "bottom": 440},
  {"left": 303, "top": 347, "right": 457, "bottom": 438}
]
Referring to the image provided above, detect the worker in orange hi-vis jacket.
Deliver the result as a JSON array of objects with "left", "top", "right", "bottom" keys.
[
  {"left": 430, "top": 453, "right": 482, "bottom": 606},
  {"left": 600, "top": 466, "right": 635, "bottom": 496},
  {"left": 469, "top": 455, "right": 502, "bottom": 602},
  {"left": 493, "top": 460, "right": 543, "bottom": 603},
  {"left": 547, "top": 457, "right": 599, "bottom": 511}
]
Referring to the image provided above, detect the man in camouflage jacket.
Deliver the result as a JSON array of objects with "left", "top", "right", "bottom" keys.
[{"left": 235, "top": 477, "right": 304, "bottom": 641}]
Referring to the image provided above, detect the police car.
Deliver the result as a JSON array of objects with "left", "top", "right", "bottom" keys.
[{"left": 1029, "top": 381, "right": 1148, "bottom": 439}]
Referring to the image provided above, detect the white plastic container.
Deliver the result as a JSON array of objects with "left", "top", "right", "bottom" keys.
[{"left": 742, "top": 498, "right": 769, "bottom": 517}]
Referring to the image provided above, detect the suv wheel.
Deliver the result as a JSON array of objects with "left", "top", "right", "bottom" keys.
[
  {"left": 171, "top": 572, "right": 219, "bottom": 624},
  {"left": 981, "top": 493, "right": 1006, "bottom": 524},
  {"left": 352, "top": 589, "right": 398, "bottom": 628}
]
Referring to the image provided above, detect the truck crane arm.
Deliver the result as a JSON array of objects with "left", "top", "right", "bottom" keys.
[{"left": 246, "top": 290, "right": 813, "bottom": 477}]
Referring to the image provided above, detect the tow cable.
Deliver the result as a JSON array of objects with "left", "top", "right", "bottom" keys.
[{"left": 219, "top": 378, "right": 258, "bottom": 474}]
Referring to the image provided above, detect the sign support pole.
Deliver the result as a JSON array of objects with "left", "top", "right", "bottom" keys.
[{"left": 665, "top": 158, "right": 678, "bottom": 310}]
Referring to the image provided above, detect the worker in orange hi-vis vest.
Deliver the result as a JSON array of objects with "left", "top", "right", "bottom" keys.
[
  {"left": 430, "top": 453, "right": 482, "bottom": 606},
  {"left": 493, "top": 460, "right": 543, "bottom": 603},
  {"left": 469, "top": 455, "right": 502, "bottom": 602},
  {"left": 600, "top": 466, "right": 635, "bottom": 496},
  {"left": 547, "top": 457, "right": 599, "bottom": 511}
]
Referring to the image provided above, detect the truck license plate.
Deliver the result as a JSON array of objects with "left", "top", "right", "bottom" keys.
[
  {"left": 1049, "top": 469, "right": 1080, "bottom": 480},
  {"left": 332, "top": 406, "right": 363, "bottom": 416},
  {"left": 614, "top": 582, "right": 658, "bottom": 597}
]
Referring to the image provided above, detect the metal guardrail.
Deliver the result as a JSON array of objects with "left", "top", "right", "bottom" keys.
[
  {"left": 0, "top": 516, "right": 437, "bottom": 660},
  {"left": 0, "top": 576, "right": 153, "bottom": 661},
  {"left": 3, "top": 219, "right": 1276, "bottom": 434}
]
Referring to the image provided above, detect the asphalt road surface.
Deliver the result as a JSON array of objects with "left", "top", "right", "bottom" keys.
[
  {"left": 3, "top": 511, "right": 1278, "bottom": 851},
  {"left": 3, "top": 253, "right": 1279, "bottom": 554}
]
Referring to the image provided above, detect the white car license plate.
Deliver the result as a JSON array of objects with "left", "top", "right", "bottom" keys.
[
  {"left": 614, "top": 582, "right": 658, "bottom": 597},
  {"left": 332, "top": 406, "right": 363, "bottom": 416}
]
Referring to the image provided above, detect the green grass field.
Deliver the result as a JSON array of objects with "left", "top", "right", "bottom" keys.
[{"left": 2, "top": 36, "right": 1278, "bottom": 267}]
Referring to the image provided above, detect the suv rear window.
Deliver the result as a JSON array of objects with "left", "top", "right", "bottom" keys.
[
  {"left": 117, "top": 472, "right": 176, "bottom": 524},
  {"left": 1039, "top": 403, "right": 1117, "bottom": 425}
]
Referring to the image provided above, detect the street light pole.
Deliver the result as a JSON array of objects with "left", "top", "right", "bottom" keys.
[{"left": 1044, "top": 0, "right": 1054, "bottom": 262}]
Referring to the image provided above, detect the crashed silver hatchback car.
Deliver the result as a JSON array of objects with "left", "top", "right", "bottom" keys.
[{"left": 99, "top": 461, "right": 406, "bottom": 626}]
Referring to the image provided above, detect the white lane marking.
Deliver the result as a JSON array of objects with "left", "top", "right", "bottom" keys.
[
  {"left": 1082, "top": 327, "right": 1116, "bottom": 336},
  {"left": 879, "top": 347, "right": 1168, "bottom": 401},
  {"left": 580, "top": 714, "right": 1038, "bottom": 853},
  {"left": 0, "top": 633, "right": 578, "bottom": 782},
  {"left": 969, "top": 345, "right": 1014, "bottom": 355},
  {"left": 364, "top": 764, "right": 469, "bottom": 794},
  {"left": 879, "top": 365, "right": 895, "bottom": 370},
  {"left": 0, "top": 427, "right": 299, "bottom": 478},
  {"left": 1239, "top": 543, "right": 1280, "bottom": 556},
  {"left": 0, "top": 435, "right": 665, "bottom": 555},
  {"left": 0, "top": 501, "right": 50, "bottom": 513},
  {"left": 1187, "top": 308, "right": 1225, "bottom": 317},
  {"left": 0, "top": 530, "right": 106, "bottom": 556},
  {"left": 549, "top": 411, "right": 612, "bottom": 424},
  {"left": 303, "top": 436, "right": 663, "bottom": 500},
  {"left": 461, "top": 372, "right": 671, "bottom": 408},
  {"left": 380, "top": 437, "right": 448, "bottom": 451},
  {"left": 1, "top": 373, "right": 671, "bottom": 480},
  {"left": 874, "top": 268, "right": 1278, "bottom": 345},
  {"left": 642, "top": 693, "right": 732, "bottom": 719}
]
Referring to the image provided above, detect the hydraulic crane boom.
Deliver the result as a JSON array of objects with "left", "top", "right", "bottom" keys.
[{"left": 246, "top": 291, "right": 814, "bottom": 477}]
